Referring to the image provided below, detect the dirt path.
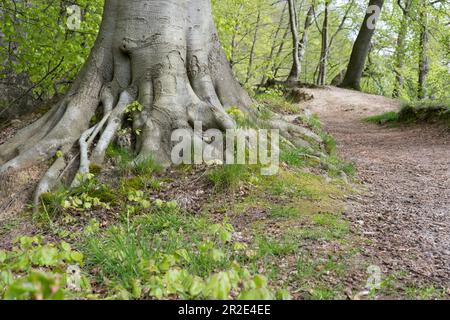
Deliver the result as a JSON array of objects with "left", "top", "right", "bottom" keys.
[{"left": 303, "top": 86, "right": 450, "bottom": 288}]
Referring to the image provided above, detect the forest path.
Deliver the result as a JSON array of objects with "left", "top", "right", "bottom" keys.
[{"left": 303, "top": 86, "right": 450, "bottom": 288}]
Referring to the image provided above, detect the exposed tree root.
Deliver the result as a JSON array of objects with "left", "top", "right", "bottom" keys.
[
  {"left": 33, "top": 147, "right": 69, "bottom": 209},
  {"left": 0, "top": 0, "right": 324, "bottom": 214}
]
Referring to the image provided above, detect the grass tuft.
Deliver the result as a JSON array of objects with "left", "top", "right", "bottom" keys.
[{"left": 207, "top": 164, "right": 249, "bottom": 191}]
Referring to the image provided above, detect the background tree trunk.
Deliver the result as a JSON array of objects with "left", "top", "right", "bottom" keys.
[
  {"left": 259, "top": 2, "right": 288, "bottom": 87},
  {"left": 245, "top": 10, "right": 262, "bottom": 84},
  {"left": 286, "top": 0, "right": 300, "bottom": 84},
  {"left": 392, "top": 0, "right": 412, "bottom": 98},
  {"left": 298, "top": 5, "right": 315, "bottom": 77},
  {"left": 317, "top": 1, "right": 330, "bottom": 86},
  {"left": 417, "top": 5, "right": 429, "bottom": 100},
  {"left": 340, "top": 0, "right": 384, "bottom": 90}
]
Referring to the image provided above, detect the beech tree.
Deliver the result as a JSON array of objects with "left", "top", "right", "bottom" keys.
[
  {"left": 340, "top": 0, "right": 384, "bottom": 90},
  {"left": 392, "top": 0, "right": 413, "bottom": 98},
  {"left": 417, "top": 1, "right": 429, "bottom": 100},
  {"left": 0, "top": 0, "right": 318, "bottom": 204},
  {"left": 286, "top": 0, "right": 300, "bottom": 84}
]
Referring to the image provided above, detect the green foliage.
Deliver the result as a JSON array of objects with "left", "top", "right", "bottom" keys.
[
  {"left": 255, "top": 89, "right": 299, "bottom": 115},
  {"left": 366, "top": 99, "right": 450, "bottom": 127},
  {"left": 0, "top": 0, "right": 103, "bottom": 99},
  {"left": 0, "top": 0, "right": 447, "bottom": 105},
  {"left": 226, "top": 106, "right": 246, "bottom": 123},
  {"left": 398, "top": 99, "right": 450, "bottom": 126},
  {"left": 82, "top": 204, "right": 284, "bottom": 300},
  {"left": 208, "top": 164, "right": 249, "bottom": 191},
  {"left": 365, "top": 112, "right": 400, "bottom": 125},
  {"left": 0, "top": 236, "right": 88, "bottom": 300},
  {"left": 38, "top": 173, "right": 113, "bottom": 221},
  {"left": 106, "top": 144, "right": 162, "bottom": 176},
  {"left": 124, "top": 101, "right": 144, "bottom": 114}
]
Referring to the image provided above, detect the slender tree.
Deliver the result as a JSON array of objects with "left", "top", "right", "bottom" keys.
[
  {"left": 317, "top": 0, "right": 330, "bottom": 86},
  {"left": 245, "top": 10, "right": 262, "bottom": 84},
  {"left": 340, "top": 0, "right": 384, "bottom": 90},
  {"left": 286, "top": 0, "right": 301, "bottom": 84},
  {"left": 417, "top": 4, "right": 429, "bottom": 100},
  {"left": 229, "top": 3, "right": 245, "bottom": 68},
  {"left": 260, "top": 2, "right": 288, "bottom": 86},
  {"left": 298, "top": 5, "right": 315, "bottom": 77},
  {"left": 392, "top": 0, "right": 413, "bottom": 98}
]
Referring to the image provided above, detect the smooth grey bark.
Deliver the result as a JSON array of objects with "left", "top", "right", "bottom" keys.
[
  {"left": 298, "top": 5, "right": 315, "bottom": 74},
  {"left": 340, "top": 0, "right": 384, "bottom": 90},
  {"left": 0, "top": 0, "right": 250, "bottom": 198},
  {"left": 0, "top": 0, "right": 319, "bottom": 205}
]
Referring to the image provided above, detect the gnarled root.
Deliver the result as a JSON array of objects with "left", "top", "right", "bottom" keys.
[{"left": 0, "top": 0, "right": 322, "bottom": 215}]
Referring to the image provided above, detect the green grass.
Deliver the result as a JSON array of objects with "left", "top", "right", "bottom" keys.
[
  {"left": 255, "top": 90, "right": 299, "bottom": 115},
  {"left": 404, "top": 286, "right": 447, "bottom": 300},
  {"left": 132, "top": 155, "right": 163, "bottom": 176},
  {"left": 106, "top": 144, "right": 163, "bottom": 176},
  {"left": 257, "top": 236, "right": 297, "bottom": 257},
  {"left": 269, "top": 206, "right": 300, "bottom": 219},
  {"left": 280, "top": 147, "right": 321, "bottom": 168},
  {"left": 312, "top": 213, "right": 349, "bottom": 239},
  {"left": 308, "top": 287, "right": 339, "bottom": 300},
  {"left": 82, "top": 203, "right": 284, "bottom": 299},
  {"left": 207, "top": 164, "right": 249, "bottom": 191},
  {"left": 365, "top": 111, "right": 399, "bottom": 124},
  {"left": 366, "top": 99, "right": 450, "bottom": 127}
]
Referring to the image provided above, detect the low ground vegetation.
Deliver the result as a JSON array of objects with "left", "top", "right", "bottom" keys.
[
  {"left": 365, "top": 99, "right": 450, "bottom": 127},
  {"left": 1, "top": 94, "right": 446, "bottom": 300}
]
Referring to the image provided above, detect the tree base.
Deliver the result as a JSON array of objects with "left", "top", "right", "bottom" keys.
[{"left": 0, "top": 0, "right": 323, "bottom": 211}]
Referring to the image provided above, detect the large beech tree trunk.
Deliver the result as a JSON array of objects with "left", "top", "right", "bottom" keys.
[
  {"left": 0, "top": 0, "right": 320, "bottom": 208},
  {"left": 340, "top": 0, "right": 384, "bottom": 90}
]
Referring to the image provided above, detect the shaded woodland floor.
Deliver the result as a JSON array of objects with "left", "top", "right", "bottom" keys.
[
  {"left": 304, "top": 87, "right": 450, "bottom": 289},
  {"left": 0, "top": 87, "right": 448, "bottom": 299}
]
